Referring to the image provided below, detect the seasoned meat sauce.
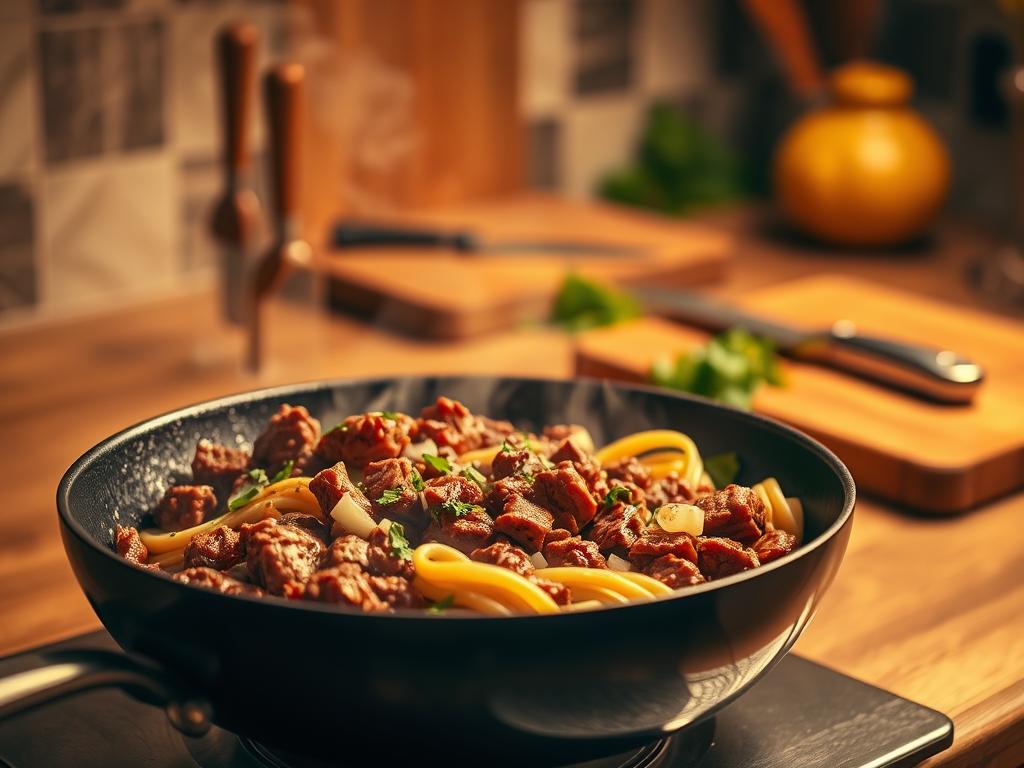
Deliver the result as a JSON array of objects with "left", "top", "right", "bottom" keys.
[{"left": 115, "top": 396, "right": 800, "bottom": 613}]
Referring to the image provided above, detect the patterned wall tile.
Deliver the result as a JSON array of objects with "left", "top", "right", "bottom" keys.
[
  {"left": 0, "top": 183, "right": 37, "bottom": 310},
  {"left": 521, "top": 0, "right": 570, "bottom": 118},
  {"left": 38, "top": 27, "right": 105, "bottom": 164},
  {"left": 573, "top": 0, "right": 636, "bottom": 96},
  {"left": 0, "top": 22, "right": 39, "bottom": 178},
  {"left": 526, "top": 118, "right": 561, "bottom": 190},
  {"left": 562, "top": 97, "right": 644, "bottom": 199},
  {"left": 639, "top": 0, "right": 713, "bottom": 97},
  {"left": 42, "top": 152, "right": 178, "bottom": 307},
  {"left": 110, "top": 18, "right": 166, "bottom": 151}
]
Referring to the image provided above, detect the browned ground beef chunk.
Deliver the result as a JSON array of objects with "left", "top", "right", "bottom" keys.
[
  {"left": 191, "top": 439, "right": 249, "bottom": 494},
  {"left": 587, "top": 498, "right": 646, "bottom": 554},
  {"left": 697, "top": 536, "right": 760, "bottom": 580},
  {"left": 470, "top": 540, "right": 534, "bottom": 577},
  {"left": 478, "top": 416, "right": 517, "bottom": 447},
  {"left": 423, "top": 507, "right": 495, "bottom": 554},
  {"left": 363, "top": 457, "right": 422, "bottom": 524},
  {"left": 415, "top": 396, "right": 483, "bottom": 454},
  {"left": 155, "top": 485, "right": 216, "bottom": 532},
  {"left": 174, "top": 566, "right": 264, "bottom": 596},
  {"left": 115, "top": 525, "right": 149, "bottom": 565},
  {"left": 317, "top": 412, "right": 413, "bottom": 470},
  {"left": 484, "top": 475, "right": 534, "bottom": 516},
  {"left": 696, "top": 485, "right": 765, "bottom": 544},
  {"left": 490, "top": 448, "right": 548, "bottom": 481},
  {"left": 547, "top": 438, "right": 607, "bottom": 504},
  {"left": 629, "top": 530, "right": 698, "bottom": 567},
  {"left": 543, "top": 535, "right": 607, "bottom": 568},
  {"left": 251, "top": 404, "right": 321, "bottom": 476},
  {"left": 423, "top": 475, "right": 484, "bottom": 507},
  {"left": 242, "top": 518, "right": 325, "bottom": 595},
  {"left": 277, "top": 512, "right": 331, "bottom": 544},
  {"left": 646, "top": 472, "right": 697, "bottom": 509},
  {"left": 547, "top": 437, "right": 589, "bottom": 466},
  {"left": 604, "top": 457, "right": 653, "bottom": 493},
  {"left": 494, "top": 494, "right": 554, "bottom": 552},
  {"left": 642, "top": 555, "right": 705, "bottom": 588},
  {"left": 753, "top": 529, "right": 797, "bottom": 564},
  {"left": 366, "top": 525, "right": 416, "bottom": 579},
  {"left": 299, "top": 563, "right": 424, "bottom": 611},
  {"left": 533, "top": 577, "right": 571, "bottom": 605},
  {"left": 322, "top": 534, "right": 370, "bottom": 569},
  {"left": 544, "top": 528, "right": 572, "bottom": 548},
  {"left": 183, "top": 525, "right": 245, "bottom": 570},
  {"left": 309, "top": 461, "right": 371, "bottom": 518},
  {"left": 299, "top": 563, "right": 389, "bottom": 611},
  {"left": 531, "top": 461, "right": 598, "bottom": 532}
]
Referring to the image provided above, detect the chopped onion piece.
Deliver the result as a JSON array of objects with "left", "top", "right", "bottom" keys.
[
  {"left": 530, "top": 552, "right": 548, "bottom": 570},
  {"left": 403, "top": 438, "right": 438, "bottom": 463},
  {"left": 655, "top": 503, "right": 704, "bottom": 536},
  {"left": 606, "top": 553, "right": 632, "bottom": 572},
  {"left": 330, "top": 492, "right": 376, "bottom": 539}
]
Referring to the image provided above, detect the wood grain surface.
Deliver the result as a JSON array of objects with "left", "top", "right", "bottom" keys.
[
  {"left": 0, "top": 211, "right": 1021, "bottom": 768},
  {"left": 316, "top": 192, "right": 733, "bottom": 338},
  {"left": 576, "top": 274, "right": 1024, "bottom": 512}
]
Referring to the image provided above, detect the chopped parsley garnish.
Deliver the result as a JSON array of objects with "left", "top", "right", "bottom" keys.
[
  {"left": 422, "top": 454, "right": 452, "bottom": 474},
  {"left": 650, "top": 328, "right": 783, "bottom": 411},
  {"left": 409, "top": 470, "right": 425, "bottom": 492},
  {"left": 228, "top": 484, "right": 262, "bottom": 511},
  {"left": 704, "top": 452, "right": 740, "bottom": 489},
  {"left": 379, "top": 410, "right": 401, "bottom": 421},
  {"left": 247, "top": 468, "right": 269, "bottom": 485},
  {"left": 387, "top": 522, "right": 414, "bottom": 561},
  {"left": 603, "top": 486, "right": 632, "bottom": 509},
  {"left": 460, "top": 466, "right": 488, "bottom": 489},
  {"left": 428, "top": 594, "right": 455, "bottom": 614},
  {"left": 499, "top": 440, "right": 516, "bottom": 454},
  {"left": 269, "top": 460, "right": 294, "bottom": 485},
  {"left": 551, "top": 273, "right": 642, "bottom": 332},
  {"left": 376, "top": 486, "right": 405, "bottom": 505},
  {"left": 441, "top": 498, "right": 479, "bottom": 517}
]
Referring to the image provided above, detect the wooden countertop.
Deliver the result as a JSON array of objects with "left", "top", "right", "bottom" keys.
[{"left": 0, "top": 210, "right": 1021, "bottom": 767}]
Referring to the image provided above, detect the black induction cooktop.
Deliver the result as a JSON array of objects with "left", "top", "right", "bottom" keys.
[{"left": 0, "top": 630, "right": 952, "bottom": 768}]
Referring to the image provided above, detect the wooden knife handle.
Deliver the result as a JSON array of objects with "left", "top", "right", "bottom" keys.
[
  {"left": 742, "top": 0, "right": 824, "bottom": 100},
  {"left": 216, "top": 23, "right": 258, "bottom": 177},
  {"left": 263, "top": 63, "right": 305, "bottom": 233}
]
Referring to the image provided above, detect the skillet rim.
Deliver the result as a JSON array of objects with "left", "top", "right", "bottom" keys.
[{"left": 56, "top": 374, "right": 856, "bottom": 623}]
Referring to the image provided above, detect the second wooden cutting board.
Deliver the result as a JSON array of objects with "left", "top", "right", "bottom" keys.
[{"left": 575, "top": 274, "right": 1024, "bottom": 513}]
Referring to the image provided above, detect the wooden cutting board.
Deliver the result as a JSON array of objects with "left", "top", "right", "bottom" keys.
[
  {"left": 575, "top": 274, "right": 1024, "bottom": 513},
  {"left": 313, "top": 193, "right": 733, "bottom": 339}
]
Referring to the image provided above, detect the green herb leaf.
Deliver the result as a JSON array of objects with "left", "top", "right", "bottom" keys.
[
  {"left": 603, "top": 485, "right": 632, "bottom": 510},
  {"left": 409, "top": 470, "right": 425, "bottom": 492},
  {"left": 499, "top": 440, "right": 515, "bottom": 454},
  {"left": 441, "top": 498, "right": 479, "bottom": 517},
  {"left": 461, "top": 466, "right": 488, "bottom": 489},
  {"left": 328, "top": 422, "right": 349, "bottom": 434},
  {"left": 704, "top": 452, "right": 740, "bottom": 489},
  {"left": 650, "top": 327, "right": 782, "bottom": 411},
  {"left": 422, "top": 454, "right": 452, "bottom": 474},
  {"left": 551, "top": 273, "right": 642, "bottom": 332},
  {"left": 228, "top": 484, "right": 261, "bottom": 511},
  {"left": 379, "top": 410, "right": 401, "bottom": 421},
  {"left": 269, "top": 460, "right": 294, "bottom": 485},
  {"left": 376, "top": 486, "right": 405, "bottom": 505},
  {"left": 428, "top": 594, "right": 455, "bottom": 614},
  {"left": 387, "top": 522, "right": 414, "bottom": 561},
  {"left": 247, "top": 467, "right": 269, "bottom": 485}
]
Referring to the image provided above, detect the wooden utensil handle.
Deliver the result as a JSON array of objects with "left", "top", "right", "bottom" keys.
[
  {"left": 263, "top": 63, "right": 305, "bottom": 233},
  {"left": 216, "top": 23, "right": 258, "bottom": 177},
  {"left": 742, "top": 0, "right": 824, "bottom": 100}
]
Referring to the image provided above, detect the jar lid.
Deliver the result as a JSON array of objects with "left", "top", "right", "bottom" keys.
[{"left": 830, "top": 61, "right": 912, "bottom": 107}]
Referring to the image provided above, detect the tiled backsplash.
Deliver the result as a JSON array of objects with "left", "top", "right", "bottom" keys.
[{"left": 0, "top": 0, "right": 1018, "bottom": 321}]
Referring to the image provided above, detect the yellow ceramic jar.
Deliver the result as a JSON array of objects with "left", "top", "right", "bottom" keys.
[{"left": 773, "top": 62, "right": 950, "bottom": 247}]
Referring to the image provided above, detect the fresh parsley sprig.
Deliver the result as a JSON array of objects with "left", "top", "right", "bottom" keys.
[
  {"left": 387, "top": 522, "right": 414, "bottom": 561},
  {"left": 376, "top": 486, "right": 405, "bottom": 505},
  {"left": 422, "top": 454, "right": 452, "bottom": 474}
]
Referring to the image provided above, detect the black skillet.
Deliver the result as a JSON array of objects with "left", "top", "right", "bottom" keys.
[{"left": 0, "top": 376, "right": 855, "bottom": 767}]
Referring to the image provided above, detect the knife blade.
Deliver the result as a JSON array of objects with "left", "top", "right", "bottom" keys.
[
  {"left": 635, "top": 285, "right": 985, "bottom": 404},
  {"left": 330, "top": 221, "right": 646, "bottom": 258}
]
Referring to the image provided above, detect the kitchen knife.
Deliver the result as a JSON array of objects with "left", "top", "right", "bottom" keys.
[
  {"left": 635, "top": 285, "right": 985, "bottom": 404},
  {"left": 331, "top": 221, "right": 646, "bottom": 258}
]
